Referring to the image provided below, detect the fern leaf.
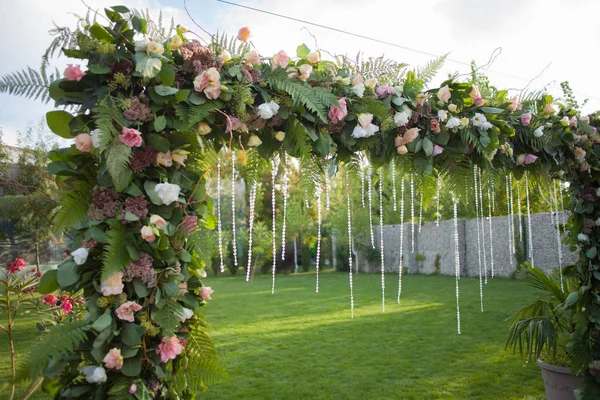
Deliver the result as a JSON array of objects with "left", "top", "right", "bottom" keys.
[
  {"left": 101, "top": 222, "right": 130, "bottom": 280},
  {"left": 0, "top": 67, "right": 60, "bottom": 104},
  {"left": 105, "top": 139, "right": 132, "bottom": 192},
  {"left": 28, "top": 320, "right": 90, "bottom": 378},
  {"left": 153, "top": 299, "right": 185, "bottom": 335},
  {"left": 188, "top": 100, "right": 223, "bottom": 125},
  {"left": 93, "top": 105, "right": 125, "bottom": 151},
  {"left": 415, "top": 54, "right": 448, "bottom": 86},
  {"left": 54, "top": 180, "right": 94, "bottom": 232}
]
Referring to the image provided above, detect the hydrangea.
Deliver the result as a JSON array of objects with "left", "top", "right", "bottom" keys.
[
  {"left": 130, "top": 146, "right": 158, "bottom": 173},
  {"left": 88, "top": 187, "right": 120, "bottom": 220},
  {"left": 120, "top": 195, "right": 149, "bottom": 221},
  {"left": 123, "top": 94, "right": 153, "bottom": 122},
  {"left": 124, "top": 253, "right": 157, "bottom": 288}
]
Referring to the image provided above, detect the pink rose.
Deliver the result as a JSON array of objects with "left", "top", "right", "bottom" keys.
[
  {"left": 244, "top": 49, "right": 261, "bottom": 65},
  {"left": 404, "top": 127, "right": 421, "bottom": 143},
  {"left": 298, "top": 64, "right": 312, "bottom": 81},
  {"left": 430, "top": 119, "right": 441, "bottom": 133},
  {"left": 516, "top": 153, "right": 538, "bottom": 166},
  {"left": 271, "top": 50, "right": 290, "bottom": 69},
  {"left": 116, "top": 301, "right": 142, "bottom": 322},
  {"left": 543, "top": 104, "right": 556, "bottom": 115},
  {"left": 193, "top": 67, "right": 221, "bottom": 99},
  {"left": 521, "top": 113, "right": 532, "bottom": 126},
  {"left": 156, "top": 151, "right": 173, "bottom": 167},
  {"left": 469, "top": 85, "right": 481, "bottom": 98},
  {"left": 237, "top": 26, "right": 251, "bottom": 42},
  {"left": 120, "top": 127, "right": 143, "bottom": 147},
  {"left": 437, "top": 85, "right": 451, "bottom": 103},
  {"left": 140, "top": 226, "right": 156, "bottom": 242},
  {"left": 508, "top": 96, "right": 522, "bottom": 112},
  {"left": 306, "top": 51, "right": 320, "bottom": 64},
  {"left": 129, "top": 384, "right": 137, "bottom": 394},
  {"left": 328, "top": 97, "right": 348, "bottom": 123},
  {"left": 64, "top": 64, "right": 84, "bottom": 81},
  {"left": 157, "top": 336, "right": 184, "bottom": 363},
  {"left": 75, "top": 133, "right": 93, "bottom": 152},
  {"left": 103, "top": 348, "right": 123, "bottom": 370},
  {"left": 473, "top": 96, "right": 485, "bottom": 106},
  {"left": 432, "top": 145, "right": 444, "bottom": 156},
  {"left": 574, "top": 146, "right": 586, "bottom": 160},
  {"left": 376, "top": 84, "right": 396, "bottom": 98},
  {"left": 200, "top": 286, "right": 214, "bottom": 300},
  {"left": 100, "top": 272, "right": 124, "bottom": 296}
]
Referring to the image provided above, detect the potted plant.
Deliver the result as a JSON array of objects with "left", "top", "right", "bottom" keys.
[{"left": 506, "top": 263, "right": 583, "bottom": 400}]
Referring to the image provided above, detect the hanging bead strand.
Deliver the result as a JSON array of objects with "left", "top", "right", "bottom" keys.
[
  {"left": 217, "top": 157, "right": 224, "bottom": 273},
  {"left": 553, "top": 180, "right": 564, "bottom": 290},
  {"left": 453, "top": 196, "right": 461, "bottom": 335},
  {"left": 231, "top": 151, "right": 238, "bottom": 267},
  {"left": 325, "top": 172, "right": 331, "bottom": 211},
  {"left": 410, "top": 174, "right": 415, "bottom": 253},
  {"left": 397, "top": 176, "right": 405, "bottom": 304},
  {"left": 509, "top": 173, "right": 516, "bottom": 254},
  {"left": 391, "top": 159, "right": 397, "bottom": 212},
  {"left": 487, "top": 186, "right": 495, "bottom": 279},
  {"left": 379, "top": 168, "right": 385, "bottom": 312},
  {"left": 271, "top": 160, "right": 277, "bottom": 295},
  {"left": 436, "top": 175, "right": 441, "bottom": 226},
  {"left": 525, "top": 171, "right": 534, "bottom": 267},
  {"left": 473, "top": 166, "right": 484, "bottom": 312},
  {"left": 360, "top": 169, "right": 366, "bottom": 208},
  {"left": 418, "top": 191, "right": 423, "bottom": 233},
  {"left": 315, "top": 188, "right": 322, "bottom": 293},
  {"left": 516, "top": 177, "right": 523, "bottom": 239},
  {"left": 346, "top": 171, "right": 355, "bottom": 318},
  {"left": 505, "top": 175, "right": 513, "bottom": 261},
  {"left": 478, "top": 168, "right": 488, "bottom": 284},
  {"left": 281, "top": 156, "right": 288, "bottom": 261},
  {"left": 245, "top": 182, "right": 258, "bottom": 282},
  {"left": 368, "top": 166, "right": 375, "bottom": 249}
]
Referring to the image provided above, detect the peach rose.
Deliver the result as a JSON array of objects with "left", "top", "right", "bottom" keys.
[
  {"left": 244, "top": 49, "right": 261, "bottom": 65},
  {"left": 75, "top": 133, "right": 93, "bottom": 152},
  {"left": 397, "top": 145, "right": 408, "bottom": 155},
  {"left": 156, "top": 151, "right": 173, "bottom": 167},
  {"left": 404, "top": 127, "right": 421, "bottom": 143},
  {"left": 306, "top": 51, "right": 320, "bottom": 64},
  {"left": 271, "top": 50, "right": 290, "bottom": 69},
  {"left": 150, "top": 214, "right": 167, "bottom": 228},
  {"left": 140, "top": 225, "right": 156, "bottom": 242},
  {"left": 437, "top": 85, "right": 451, "bottom": 103},
  {"left": 237, "top": 26, "right": 251, "bottom": 42},
  {"left": 365, "top": 78, "right": 377, "bottom": 89}
]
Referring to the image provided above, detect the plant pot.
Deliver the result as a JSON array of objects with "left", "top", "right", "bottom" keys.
[{"left": 537, "top": 360, "right": 583, "bottom": 400}]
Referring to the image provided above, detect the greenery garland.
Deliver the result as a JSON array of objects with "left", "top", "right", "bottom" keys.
[{"left": 2, "top": 5, "right": 600, "bottom": 399}]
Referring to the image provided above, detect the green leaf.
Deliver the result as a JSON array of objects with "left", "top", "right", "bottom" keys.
[
  {"left": 155, "top": 85, "right": 179, "bottom": 96},
  {"left": 121, "top": 323, "right": 146, "bottom": 346},
  {"left": 89, "top": 23, "right": 115, "bottom": 43},
  {"left": 587, "top": 247, "right": 598, "bottom": 259},
  {"left": 436, "top": 130, "right": 450, "bottom": 146},
  {"left": 57, "top": 259, "right": 80, "bottom": 287},
  {"left": 144, "top": 181, "right": 164, "bottom": 205},
  {"left": 175, "top": 89, "right": 190, "bottom": 103},
  {"left": 133, "top": 278, "right": 150, "bottom": 298},
  {"left": 180, "top": 249, "right": 192, "bottom": 263},
  {"left": 159, "top": 64, "right": 175, "bottom": 86},
  {"left": 564, "top": 291, "right": 579, "bottom": 308},
  {"left": 92, "top": 309, "right": 113, "bottom": 332},
  {"left": 39, "top": 269, "right": 59, "bottom": 294},
  {"left": 88, "top": 64, "right": 111, "bottom": 74},
  {"left": 154, "top": 299, "right": 184, "bottom": 335},
  {"left": 148, "top": 133, "right": 170, "bottom": 152},
  {"left": 480, "top": 107, "right": 504, "bottom": 114},
  {"left": 422, "top": 137, "right": 434, "bottom": 156},
  {"left": 105, "top": 140, "right": 132, "bottom": 192},
  {"left": 296, "top": 44, "right": 310, "bottom": 58},
  {"left": 121, "top": 355, "right": 142, "bottom": 377},
  {"left": 124, "top": 212, "right": 140, "bottom": 222},
  {"left": 111, "top": 5, "right": 130, "bottom": 13},
  {"left": 132, "top": 16, "right": 147, "bottom": 34},
  {"left": 46, "top": 110, "right": 74, "bottom": 139},
  {"left": 135, "top": 52, "right": 162, "bottom": 79}
]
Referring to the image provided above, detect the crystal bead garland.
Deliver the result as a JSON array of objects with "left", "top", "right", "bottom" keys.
[
  {"left": 346, "top": 170, "right": 355, "bottom": 318},
  {"left": 473, "top": 166, "right": 484, "bottom": 312},
  {"left": 551, "top": 181, "right": 564, "bottom": 290},
  {"left": 217, "top": 157, "right": 224, "bottom": 273},
  {"left": 325, "top": 172, "right": 331, "bottom": 211},
  {"left": 397, "top": 176, "right": 405, "bottom": 304},
  {"left": 368, "top": 166, "right": 375, "bottom": 248},
  {"left": 391, "top": 158, "right": 397, "bottom": 212},
  {"left": 453, "top": 196, "right": 462, "bottom": 335},
  {"left": 487, "top": 186, "right": 495, "bottom": 279},
  {"left": 271, "top": 159, "right": 277, "bottom": 295},
  {"left": 360, "top": 169, "right": 366, "bottom": 208},
  {"left": 418, "top": 191, "right": 423, "bottom": 233},
  {"left": 231, "top": 151, "right": 238, "bottom": 267},
  {"left": 435, "top": 176, "right": 441, "bottom": 226},
  {"left": 304, "top": 188, "right": 309, "bottom": 208},
  {"left": 245, "top": 182, "right": 258, "bottom": 282},
  {"left": 516, "top": 176, "right": 523, "bottom": 239},
  {"left": 410, "top": 174, "right": 415, "bottom": 253},
  {"left": 505, "top": 175, "right": 513, "bottom": 260},
  {"left": 509, "top": 173, "right": 516, "bottom": 254},
  {"left": 491, "top": 181, "right": 496, "bottom": 213},
  {"left": 281, "top": 156, "right": 288, "bottom": 261},
  {"left": 525, "top": 171, "right": 534, "bottom": 267},
  {"left": 315, "top": 187, "right": 322, "bottom": 293},
  {"left": 478, "top": 168, "right": 488, "bottom": 284},
  {"left": 379, "top": 168, "right": 385, "bottom": 312}
]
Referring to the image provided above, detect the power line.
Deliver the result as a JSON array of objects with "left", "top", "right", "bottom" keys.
[{"left": 215, "top": 0, "right": 600, "bottom": 102}]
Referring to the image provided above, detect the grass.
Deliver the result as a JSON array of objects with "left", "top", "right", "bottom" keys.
[
  {"left": 0, "top": 272, "right": 546, "bottom": 400},
  {"left": 200, "top": 271, "right": 545, "bottom": 400}
]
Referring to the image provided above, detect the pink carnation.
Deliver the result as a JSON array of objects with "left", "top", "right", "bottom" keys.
[
  {"left": 116, "top": 301, "right": 143, "bottom": 322},
  {"left": 271, "top": 50, "right": 290, "bottom": 69},
  {"left": 64, "top": 64, "right": 84, "bottom": 81},
  {"left": 103, "top": 348, "right": 123, "bottom": 370},
  {"left": 120, "top": 127, "right": 143, "bottom": 147},
  {"left": 200, "top": 286, "right": 214, "bottom": 300},
  {"left": 516, "top": 153, "right": 538, "bottom": 166},
  {"left": 430, "top": 119, "right": 441, "bottom": 133},
  {"left": 328, "top": 97, "right": 348, "bottom": 123},
  {"left": 473, "top": 96, "right": 485, "bottom": 106},
  {"left": 156, "top": 336, "right": 184, "bottom": 363},
  {"left": 521, "top": 112, "right": 532, "bottom": 126},
  {"left": 376, "top": 84, "right": 396, "bottom": 98}
]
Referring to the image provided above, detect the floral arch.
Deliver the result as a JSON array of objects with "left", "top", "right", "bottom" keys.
[{"left": 2, "top": 6, "right": 600, "bottom": 399}]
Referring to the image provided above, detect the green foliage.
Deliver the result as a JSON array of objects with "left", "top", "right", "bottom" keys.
[
  {"left": 54, "top": 180, "right": 94, "bottom": 232},
  {"left": 154, "top": 299, "right": 185, "bottom": 335},
  {"left": 0, "top": 67, "right": 61, "bottom": 104},
  {"left": 105, "top": 139, "right": 132, "bottom": 192},
  {"left": 415, "top": 54, "right": 448, "bottom": 86},
  {"left": 101, "top": 223, "right": 130, "bottom": 280}
]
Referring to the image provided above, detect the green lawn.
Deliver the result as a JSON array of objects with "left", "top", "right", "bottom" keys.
[
  {"left": 200, "top": 272, "right": 545, "bottom": 400},
  {"left": 1, "top": 272, "right": 546, "bottom": 399}
]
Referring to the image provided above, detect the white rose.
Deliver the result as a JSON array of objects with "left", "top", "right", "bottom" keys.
[
  {"left": 155, "top": 182, "right": 181, "bottom": 205},
  {"left": 91, "top": 129, "right": 102, "bottom": 148},
  {"left": 82, "top": 366, "right": 107, "bottom": 384},
  {"left": 438, "top": 110, "right": 448, "bottom": 121},
  {"left": 533, "top": 126, "right": 544, "bottom": 138},
  {"left": 72, "top": 248, "right": 89, "bottom": 265},
  {"left": 472, "top": 113, "right": 487, "bottom": 127},
  {"left": 448, "top": 104, "right": 458, "bottom": 113},
  {"left": 150, "top": 214, "right": 167, "bottom": 228},
  {"left": 357, "top": 113, "right": 374, "bottom": 129},
  {"left": 220, "top": 49, "right": 232, "bottom": 63},
  {"left": 147, "top": 41, "right": 164, "bottom": 55},
  {"left": 351, "top": 123, "right": 379, "bottom": 139},
  {"left": 446, "top": 117, "right": 460, "bottom": 129},
  {"left": 365, "top": 78, "right": 377, "bottom": 89},
  {"left": 351, "top": 83, "right": 365, "bottom": 98},
  {"left": 481, "top": 122, "right": 493, "bottom": 131},
  {"left": 170, "top": 35, "right": 183, "bottom": 50},
  {"left": 578, "top": 233, "right": 589, "bottom": 242},
  {"left": 394, "top": 111, "right": 409, "bottom": 127},
  {"left": 134, "top": 38, "right": 149, "bottom": 52},
  {"left": 180, "top": 307, "right": 194, "bottom": 322},
  {"left": 257, "top": 101, "right": 280, "bottom": 119}
]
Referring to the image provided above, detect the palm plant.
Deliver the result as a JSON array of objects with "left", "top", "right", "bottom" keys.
[{"left": 506, "top": 262, "right": 580, "bottom": 367}]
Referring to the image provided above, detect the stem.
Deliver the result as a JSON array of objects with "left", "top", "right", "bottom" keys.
[
  {"left": 20, "top": 378, "right": 43, "bottom": 400},
  {"left": 7, "top": 291, "right": 16, "bottom": 400}
]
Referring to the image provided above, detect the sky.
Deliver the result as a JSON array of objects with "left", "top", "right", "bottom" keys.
[{"left": 1, "top": 0, "right": 600, "bottom": 145}]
